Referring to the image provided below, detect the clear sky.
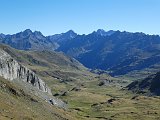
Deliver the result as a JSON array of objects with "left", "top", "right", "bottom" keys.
[{"left": 0, "top": 0, "right": 160, "bottom": 35}]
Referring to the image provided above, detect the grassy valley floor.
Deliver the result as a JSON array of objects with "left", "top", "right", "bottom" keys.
[{"left": 59, "top": 79, "right": 160, "bottom": 120}]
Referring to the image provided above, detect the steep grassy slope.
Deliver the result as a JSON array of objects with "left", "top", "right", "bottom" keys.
[
  {"left": 0, "top": 44, "right": 86, "bottom": 71},
  {"left": 0, "top": 76, "right": 76, "bottom": 120}
]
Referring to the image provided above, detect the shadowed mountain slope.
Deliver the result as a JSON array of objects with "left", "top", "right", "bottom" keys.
[
  {"left": 55, "top": 30, "right": 160, "bottom": 77},
  {"left": 127, "top": 71, "right": 160, "bottom": 96}
]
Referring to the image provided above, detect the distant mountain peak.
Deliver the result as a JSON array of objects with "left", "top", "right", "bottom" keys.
[
  {"left": 0, "top": 33, "right": 5, "bottom": 38},
  {"left": 23, "top": 29, "right": 32, "bottom": 33},
  {"left": 66, "top": 30, "right": 75, "bottom": 34},
  {"left": 65, "top": 30, "right": 77, "bottom": 38},
  {"left": 96, "top": 29, "right": 106, "bottom": 36},
  {"left": 34, "top": 31, "right": 44, "bottom": 36},
  {"left": 93, "top": 29, "right": 115, "bottom": 36},
  {"left": 0, "top": 33, "right": 5, "bottom": 36},
  {"left": 97, "top": 29, "right": 106, "bottom": 33},
  {"left": 22, "top": 29, "right": 33, "bottom": 36},
  {"left": 106, "top": 30, "right": 116, "bottom": 36},
  {"left": 66, "top": 30, "right": 77, "bottom": 35}
]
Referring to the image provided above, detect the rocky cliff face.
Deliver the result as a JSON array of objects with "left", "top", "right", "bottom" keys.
[{"left": 0, "top": 48, "right": 51, "bottom": 94}]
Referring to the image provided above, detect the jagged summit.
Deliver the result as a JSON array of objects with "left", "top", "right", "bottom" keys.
[
  {"left": 0, "top": 29, "right": 57, "bottom": 50},
  {"left": 106, "top": 30, "right": 116, "bottom": 36},
  {"left": 62, "top": 30, "right": 77, "bottom": 38},
  {"left": 48, "top": 30, "right": 78, "bottom": 44},
  {"left": 96, "top": 29, "right": 106, "bottom": 36},
  {"left": 22, "top": 29, "right": 45, "bottom": 38},
  {"left": 8, "top": 29, "right": 46, "bottom": 38},
  {"left": 21, "top": 29, "right": 33, "bottom": 36},
  {"left": 65, "top": 29, "right": 76, "bottom": 34},
  {"left": 33, "top": 31, "right": 46, "bottom": 39},
  {"left": 92, "top": 29, "right": 116, "bottom": 36},
  {"left": 23, "top": 29, "right": 33, "bottom": 34},
  {"left": 0, "top": 33, "right": 5, "bottom": 38}
]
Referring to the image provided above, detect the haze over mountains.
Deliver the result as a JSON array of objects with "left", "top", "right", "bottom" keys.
[{"left": 1, "top": 29, "right": 160, "bottom": 77}]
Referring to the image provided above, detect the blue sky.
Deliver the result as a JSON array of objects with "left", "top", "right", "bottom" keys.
[{"left": 0, "top": 0, "right": 160, "bottom": 35}]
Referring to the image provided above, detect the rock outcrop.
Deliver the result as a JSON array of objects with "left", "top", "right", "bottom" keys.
[{"left": 0, "top": 48, "right": 51, "bottom": 94}]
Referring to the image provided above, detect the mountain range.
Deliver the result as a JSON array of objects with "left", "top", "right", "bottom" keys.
[
  {"left": 1, "top": 29, "right": 160, "bottom": 78},
  {"left": 0, "top": 29, "right": 160, "bottom": 119}
]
